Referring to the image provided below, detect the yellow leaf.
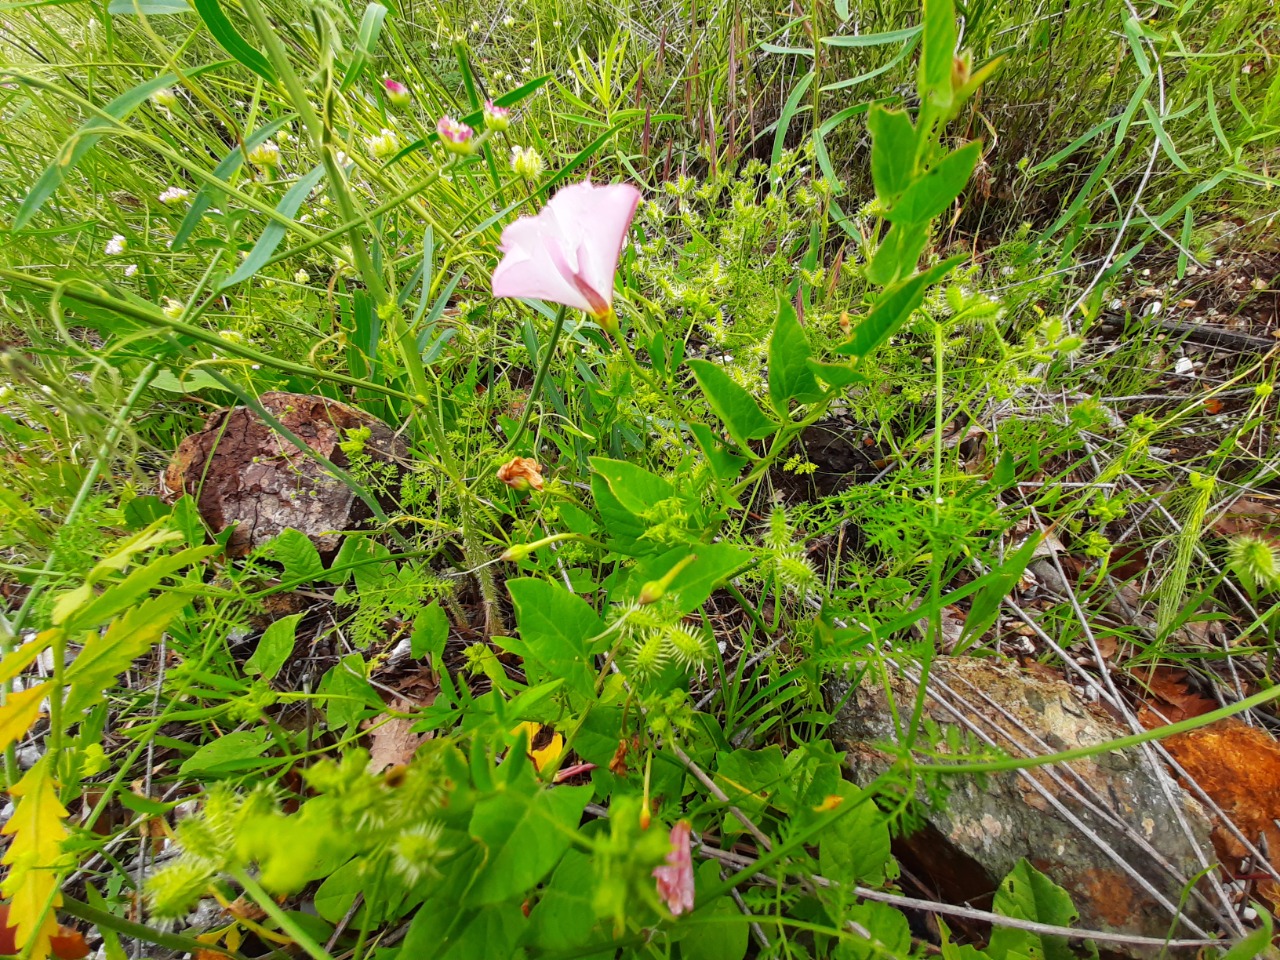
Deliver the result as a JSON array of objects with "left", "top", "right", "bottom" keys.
[
  {"left": 0, "top": 683, "right": 51, "bottom": 754},
  {"left": 509, "top": 722, "right": 564, "bottom": 773},
  {"left": 2, "top": 759, "right": 69, "bottom": 960},
  {"left": 0, "top": 632, "right": 54, "bottom": 688}
]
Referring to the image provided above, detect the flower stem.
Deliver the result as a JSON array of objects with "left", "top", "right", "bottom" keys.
[{"left": 505, "top": 304, "right": 568, "bottom": 452}]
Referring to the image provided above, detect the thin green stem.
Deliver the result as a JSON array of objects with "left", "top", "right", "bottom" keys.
[
  {"left": 232, "top": 868, "right": 332, "bottom": 960},
  {"left": 506, "top": 304, "right": 569, "bottom": 451}
]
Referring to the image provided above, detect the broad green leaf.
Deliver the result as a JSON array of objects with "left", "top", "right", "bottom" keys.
[
  {"left": 466, "top": 783, "right": 591, "bottom": 905},
  {"left": 70, "top": 546, "right": 216, "bottom": 630},
  {"left": 108, "top": 0, "right": 190, "bottom": 14},
  {"left": 687, "top": 359, "right": 777, "bottom": 452},
  {"left": 677, "top": 862, "right": 749, "bottom": 960},
  {"left": 627, "top": 543, "right": 750, "bottom": 614},
  {"left": 148, "top": 367, "right": 235, "bottom": 393},
  {"left": 244, "top": 613, "right": 301, "bottom": 681},
  {"left": 267, "top": 528, "right": 325, "bottom": 582},
  {"left": 507, "top": 578, "right": 602, "bottom": 698},
  {"left": 218, "top": 163, "right": 326, "bottom": 290},
  {"left": 986, "top": 859, "right": 1098, "bottom": 960},
  {"left": 837, "top": 255, "right": 965, "bottom": 358},
  {"left": 588, "top": 456, "right": 675, "bottom": 516},
  {"left": 884, "top": 140, "right": 982, "bottom": 224},
  {"left": 589, "top": 473, "right": 649, "bottom": 552},
  {"left": 65, "top": 594, "right": 190, "bottom": 714},
  {"left": 1218, "top": 914, "right": 1273, "bottom": 960},
  {"left": 192, "top": 0, "right": 276, "bottom": 84},
  {"left": 806, "top": 358, "right": 865, "bottom": 387},
  {"left": 867, "top": 105, "right": 917, "bottom": 203},
  {"left": 173, "top": 116, "right": 293, "bottom": 250},
  {"left": 818, "top": 798, "right": 892, "bottom": 886},
  {"left": 688, "top": 422, "right": 748, "bottom": 483},
  {"left": 716, "top": 746, "right": 786, "bottom": 826},
  {"left": 918, "top": 0, "right": 956, "bottom": 109},
  {"left": 411, "top": 601, "right": 450, "bottom": 661},
  {"left": 866, "top": 219, "right": 928, "bottom": 285},
  {"left": 179, "top": 728, "right": 271, "bottom": 776},
  {"left": 768, "top": 297, "right": 822, "bottom": 414},
  {"left": 838, "top": 901, "right": 912, "bottom": 960},
  {"left": 526, "top": 850, "right": 602, "bottom": 952},
  {"left": 14, "top": 65, "right": 226, "bottom": 230},
  {"left": 320, "top": 654, "right": 380, "bottom": 729}
]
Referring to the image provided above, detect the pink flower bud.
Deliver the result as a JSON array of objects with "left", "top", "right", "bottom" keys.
[
  {"left": 653, "top": 821, "right": 694, "bottom": 916},
  {"left": 383, "top": 77, "right": 412, "bottom": 109},
  {"left": 483, "top": 99, "right": 511, "bottom": 132},
  {"left": 436, "top": 116, "right": 476, "bottom": 154}
]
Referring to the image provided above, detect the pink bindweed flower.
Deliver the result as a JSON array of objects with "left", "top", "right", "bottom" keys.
[
  {"left": 653, "top": 821, "right": 695, "bottom": 916},
  {"left": 490, "top": 180, "right": 641, "bottom": 330},
  {"left": 483, "top": 99, "right": 511, "bottom": 131},
  {"left": 383, "top": 77, "right": 411, "bottom": 109},
  {"left": 436, "top": 116, "right": 475, "bottom": 154}
]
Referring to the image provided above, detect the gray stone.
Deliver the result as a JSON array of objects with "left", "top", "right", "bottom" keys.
[{"left": 825, "top": 657, "right": 1222, "bottom": 957}]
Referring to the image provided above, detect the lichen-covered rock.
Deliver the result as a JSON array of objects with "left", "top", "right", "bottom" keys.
[
  {"left": 161, "top": 392, "right": 407, "bottom": 556},
  {"left": 825, "top": 657, "right": 1220, "bottom": 957}
]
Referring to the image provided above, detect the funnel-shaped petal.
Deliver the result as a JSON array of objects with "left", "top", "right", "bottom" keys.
[{"left": 491, "top": 180, "right": 641, "bottom": 321}]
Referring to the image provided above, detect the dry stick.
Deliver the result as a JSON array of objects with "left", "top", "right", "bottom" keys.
[
  {"left": 915, "top": 668, "right": 1228, "bottom": 934},
  {"left": 1028, "top": 508, "right": 1242, "bottom": 935},
  {"left": 996, "top": 591, "right": 1280, "bottom": 890},
  {"left": 895, "top": 664, "right": 1215, "bottom": 938},
  {"left": 693, "top": 842, "right": 1226, "bottom": 949},
  {"left": 667, "top": 741, "right": 773, "bottom": 854}
]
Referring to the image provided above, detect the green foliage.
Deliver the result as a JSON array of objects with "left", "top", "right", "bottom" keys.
[{"left": 0, "top": 0, "right": 1271, "bottom": 956}]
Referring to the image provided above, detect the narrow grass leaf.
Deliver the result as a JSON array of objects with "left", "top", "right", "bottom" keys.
[
  {"left": 821, "top": 24, "right": 920, "bottom": 47},
  {"left": 172, "top": 115, "right": 292, "bottom": 250},
  {"left": 1141, "top": 100, "right": 1191, "bottom": 173},
  {"left": 192, "top": 0, "right": 276, "bottom": 83},
  {"left": 219, "top": 163, "right": 326, "bottom": 290},
  {"left": 108, "top": 0, "right": 190, "bottom": 14},
  {"left": 820, "top": 33, "right": 918, "bottom": 92},
  {"left": 14, "top": 66, "right": 226, "bottom": 230},
  {"left": 339, "top": 2, "right": 388, "bottom": 91},
  {"left": 772, "top": 70, "right": 815, "bottom": 170},
  {"left": 1122, "top": 16, "right": 1152, "bottom": 78}
]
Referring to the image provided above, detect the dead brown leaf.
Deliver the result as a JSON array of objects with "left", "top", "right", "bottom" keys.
[
  {"left": 1165, "top": 719, "right": 1280, "bottom": 907},
  {"left": 1131, "top": 667, "right": 1219, "bottom": 727},
  {"left": 365, "top": 697, "right": 429, "bottom": 772}
]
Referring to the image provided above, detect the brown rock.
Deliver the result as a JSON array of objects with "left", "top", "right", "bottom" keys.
[
  {"left": 162, "top": 392, "right": 407, "bottom": 556},
  {"left": 825, "top": 657, "right": 1221, "bottom": 957}
]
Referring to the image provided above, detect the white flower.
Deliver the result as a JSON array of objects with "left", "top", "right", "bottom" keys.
[
  {"left": 105, "top": 234, "right": 126, "bottom": 256},
  {"left": 158, "top": 186, "right": 190, "bottom": 206},
  {"left": 509, "top": 145, "right": 544, "bottom": 180},
  {"left": 294, "top": 269, "right": 310, "bottom": 284},
  {"left": 161, "top": 298, "right": 184, "bottom": 320},
  {"left": 503, "top": 15, "right": 514, "bottom": 26},
  {"left": 218, "top": 329, "right": 244, "bottom": 344},
  {"left": 247, "top": 140, "right": 281, "bottom": 167},
  {"left": 124, "top": 264, "right": 138, "bottom": 277},
  {"left": 365, "top": 128, "right": 399, "bottom": 159},
  {"left": 151, "top": 87, "right": 178, "bottom": 110},
  {"left": 0, "top": 385, "right": 13, "bottom": 403},
  {"left": 470, "top": 19, "right": 480, "bottom": 30}
]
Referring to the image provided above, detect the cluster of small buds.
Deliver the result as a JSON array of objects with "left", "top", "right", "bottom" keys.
[
  {"left": 104, "top": 234, "right": 126, "bottom": 256},
  {"left": 124, "top": 264, "right": 138, "bottom": 277},
  {"left": 151, "top": 87, "right": 178, "bottom": 110},
  {"left": 383, "top": 77, "right": 412, "bottom": 109},
  {"left": 247, "top": 140, "right": 281, "bottom": 167},
  {"left": 365, "top": 128, "right": 399, "bottom": 159},
  {"left": 158, "top": 186, "right": 190, "bottom": 206},
  {"left": 483, "top": 99, "right": 510, "bottom": 131},
  {"left": 436, "top": 116, "right": 475, "bottom": 155},
  {"left": 510, "top": 145, "right": 543, "bottom": 180},
  {"left": 294, "top": 269, "right": 310, "bottom": 284}
]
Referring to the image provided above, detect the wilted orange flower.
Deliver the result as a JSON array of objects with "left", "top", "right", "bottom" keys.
[{"left": 497, "top": 456, "right": 544, "bottom": 492}]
